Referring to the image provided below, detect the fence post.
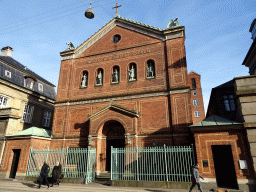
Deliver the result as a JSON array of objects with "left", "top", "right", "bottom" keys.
[
  {"left": 26, "top": 148, "right": 33, "bottom": 176},
  {"left": 86, "top": 146, "right": 91, "bottom": 184},
  {"left": 191, "top": 144, "right": 195, "bottom": 165},
  {"left": 64, "top": 147, "right": 69, "bottom": 178},
  {"left": 46, "top": 147, "right": 49, "bottom": 163},
  {"left": 163, "top": 144, "right": 168, "bottom": 181},
  {"left": 136, "top": 145, "right": 139, "bottom": 181}
]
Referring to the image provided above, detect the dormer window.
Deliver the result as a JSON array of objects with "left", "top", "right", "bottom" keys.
[
  {"left": 5, "top": 70, "right": 11, "bottom": 78},
  {"left": 38, "top": 83, "right": 43, "bottom": 92},
  {"left": 24, "top": 77, "right": 36, "bottom": 90}
]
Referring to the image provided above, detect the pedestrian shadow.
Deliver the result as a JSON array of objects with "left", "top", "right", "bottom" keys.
[
  {"left": 145, "top": 189, "right": 167, "bottom": 192},
  {"left": 21, "top": 182, "right": 38, "bottom": 188}
]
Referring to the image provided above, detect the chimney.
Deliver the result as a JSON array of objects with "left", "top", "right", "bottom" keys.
[{"left": 1, "top": 46, "right": 13, "bottom": 57}]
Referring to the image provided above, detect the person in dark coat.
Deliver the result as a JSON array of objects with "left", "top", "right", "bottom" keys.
[
  {"left": 189, "top": 163, "right": 204, "bottom": 192},
  {"left": 38, "top": 162, "right": 50, "bottom": 189},
  {"left": 51, "top": 162, "right": 62, "bottom": 187}
]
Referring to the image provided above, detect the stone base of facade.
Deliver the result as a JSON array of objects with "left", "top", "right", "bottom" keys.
[{"left": 111, "top": 180, "right": 192, "bottom": 189}]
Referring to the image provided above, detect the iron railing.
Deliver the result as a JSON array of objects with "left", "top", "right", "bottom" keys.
[
  {"left": 26, "top": 147, "right": 96, "bottom": 184},
  {"left": 111, "top": 144, "right": 195, "bottom": 182}
]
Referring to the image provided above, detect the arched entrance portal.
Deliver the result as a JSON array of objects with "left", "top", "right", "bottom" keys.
[{"left": 102, "top": 120, "right": 125, "bottom": 171}]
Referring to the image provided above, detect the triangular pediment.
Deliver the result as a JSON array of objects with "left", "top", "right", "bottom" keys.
[
  {"left": 74, "top": 17, "right": 165, "bottom": 57},
  {"left": 88, "top": 102, "right": 139, "bottom": 119}
]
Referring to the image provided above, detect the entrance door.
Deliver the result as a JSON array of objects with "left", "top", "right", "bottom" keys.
[
  {"left": 106, "top": 139, "right": 125, "bottom": 171},
  {"left": 212, "top": 145, "right": 238, "bottom": 189},
  {"left": 9, "top": 149, "right": 21, "bottom": 178}
]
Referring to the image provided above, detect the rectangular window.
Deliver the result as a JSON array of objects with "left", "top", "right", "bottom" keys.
[
  {"left": 22, "top": 104, "right": 34, "bottom": 123},
  {"left": 5, "top": 70, "right": 11, "bottom": 78},
  {"left": 194, "top": 111, "right": 200, "bottom": 117},
  {"left": 192, "top": 78, "right": 196, "bottom": 89},
  {"left": 193, "top": 100, "right": 199, "bottom": 106},
  {"left": 42, "top": 110, "right": 51, "bottom": 127},
  {"left": 223, "top": 95, "right": 235, "bottom": 111},
  {"left": 38, "top": 83, "right": 43, "bottom": 92},
  {"left": 0, "top": 96, "right": 9, "bottom": 108}
]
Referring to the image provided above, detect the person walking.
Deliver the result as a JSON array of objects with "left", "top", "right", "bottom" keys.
[
  {"left": 51, "top": 162, "right": 62, "bottom": 187},
  {"left": 189, "top": 163, "right": 204, "bottom": 192},
  {"left": 38, "top": 162, "right": 50, "bottom": 189}
]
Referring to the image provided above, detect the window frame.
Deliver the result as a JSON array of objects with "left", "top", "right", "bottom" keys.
[
  {"left": 192, "top": 78, "right": 196, "bottom": 89},
  {"left": 223, "top": 95, "right": 236, "bottom": 111},
  {"left": 193, "top": 100, "right": 199, "bottom": 106},
  {"left": 22, "top": 104, "right": 34, "bottom": 124},
  {"left": 193, "top": 92, "right": 197, "bottom": 96},
  {"left": 5, "top": 70, "right": 11, "bottom": 78},
  {"left": 38, "top": 83, "right": 43, "bottom": 92},
  {"left": 24, "top": 77, "right": 36, "bottom": 90},
  {"left": 0, "top": 96, "right": 9, "bottom": 108},
  {"left": 194, "top": 111, "right": 200, "bottom": 117},
  {"left": 42, "top": 110, "right": 51, "bottom": 128}
]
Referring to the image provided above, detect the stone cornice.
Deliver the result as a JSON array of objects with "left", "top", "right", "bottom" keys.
[
  {"left": 190, "top": 124, "right": 243, "bottom": 132},
  {"left": 6, "top": 136, "right": 52, "bottom": 140},
  {"left": 55, "top": 87, "right": 190, "bottom": 107}
]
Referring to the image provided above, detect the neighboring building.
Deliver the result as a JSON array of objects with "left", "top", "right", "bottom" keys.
[
  {"left": 50, "top": 15, "right": 204, "bottom": 176},
  {"left": 243, "top": 18, "right": 256, "bottom": 75},
  {"left": 188, "top": 71, "right": 205, "bottom": 124},
  {"left": 0, "top": 46, "right": 56, "bottom": 179},
  {"left": 190, "top": 19, "right": 256, "bottom": 191}
]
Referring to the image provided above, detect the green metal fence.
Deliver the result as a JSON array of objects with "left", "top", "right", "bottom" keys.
[
  {"left": 26, "top": 147, "right": 96, "bottom": 184},
  {"left": 111, "top": 144, "right": 195, "bottom": 182}
]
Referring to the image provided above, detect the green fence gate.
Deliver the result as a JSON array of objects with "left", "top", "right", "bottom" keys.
[
  {"left": 26, "top": 147, "right": 96, "bottom": 184},
  {"left": 111, "top": 144, "right": 195, "bottom": 182}
]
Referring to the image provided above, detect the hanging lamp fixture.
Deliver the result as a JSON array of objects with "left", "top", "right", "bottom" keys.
[{"left": 85, "top": 0, "right": 94, "bottom": 19}]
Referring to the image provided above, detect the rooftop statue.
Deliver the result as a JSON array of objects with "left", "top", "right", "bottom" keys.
[
  {"left": 66, "top": 42, "right": 75, "bottom": 50},
  {"left": 167, "top": 18, "right": 180, "bottom": 29}
]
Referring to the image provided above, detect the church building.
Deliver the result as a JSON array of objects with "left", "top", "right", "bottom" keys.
[{"left": 51, "top": 14, "right": 204, "bottom": 175}]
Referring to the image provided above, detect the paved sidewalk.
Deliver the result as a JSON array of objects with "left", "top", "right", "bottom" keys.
[{"left": 0, "top": 180, "right": 207, "bottom": 192}]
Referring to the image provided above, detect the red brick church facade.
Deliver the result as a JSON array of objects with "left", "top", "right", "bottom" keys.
[{"left": 51, "top": 17, "right": 204, "bottom": 174}]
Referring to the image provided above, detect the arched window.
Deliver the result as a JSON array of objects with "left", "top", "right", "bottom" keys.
[
  {"left": 128, "top": 63, "right": 137, "bottom": 81},
  {"left": 96, "top": 68, "right": 103, "bottom": 86},
  {"left": 81, "top": 71, "right": 88, "bottom": 88},
  {"left": 112, "top": 66, "right": 120, "bottom": 83},
  {"left": 146, "top": 60, "right": 155, "bottom": 78}
]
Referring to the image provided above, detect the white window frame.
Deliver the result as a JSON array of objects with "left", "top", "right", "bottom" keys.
[
  {"left": 38, "top": 83, "right": 43, "bottom": 92},
  {"left": 194, "top": 111, "right": 200, "bottom": 117},
  {"left": 22, "top": 104, "right": 34, "bottom": 123},
  {"left": 42, "top": 110, "right": 51, "bottom": 127},
  {"left": 193, "top": 100, "right": 199, "bottom": 106},
  {"left": 5, "top": 70, "right": 11, "bottom": 78},
  {"left": 0, "top": 96, "right": 9, "bottom": 108}
]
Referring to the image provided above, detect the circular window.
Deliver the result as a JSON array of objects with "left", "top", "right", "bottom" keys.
[
  {"left": 193, "top": 92, "right": 197, "bottom": 96},
  {"left": 113, "top": 34, "right": 121, "bottom": 43}
]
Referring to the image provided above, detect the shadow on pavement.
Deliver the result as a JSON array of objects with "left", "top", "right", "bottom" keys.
[
  {"left": 145, "top": 189, "right": 167, "bottom": 192},
  {"left": 21, "top": 182, "right": 38, "bottom": 188}
]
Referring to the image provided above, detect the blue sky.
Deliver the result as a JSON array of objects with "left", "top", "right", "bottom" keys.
[{"left": 0, "top": 0, "right": 255, "bottom": 113}]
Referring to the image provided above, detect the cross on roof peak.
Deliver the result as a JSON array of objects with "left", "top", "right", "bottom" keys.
[{"left": 112, "top": 2, "right": 121, "bottom": 14}]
